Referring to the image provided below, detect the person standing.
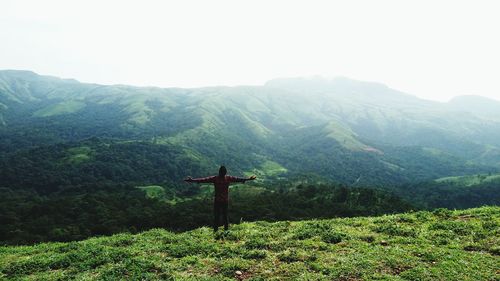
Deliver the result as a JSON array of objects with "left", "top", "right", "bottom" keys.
[{"left": 185, "top": 166, "right": 256, "bottom": 232}]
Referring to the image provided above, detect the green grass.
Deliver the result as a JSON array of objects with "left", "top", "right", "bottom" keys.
[
  {"left": 245, "top": 160, "right": 288, "bottom": 180},
  {"left": 1, "top": 206, "right": 499, "bottom": 280},
  {"left": 33, "top": 100, "right": 86, "bottom": 117},
  {"left": 64, "top": 146, "right": 93, "bottom": 165},
  {"left": 136, "top": 185, "right": 166, "bottom": 199},
  {"left": 120, "top": 96, "right": 154, "bottom": 125},
  {"left": 260, "top": 160, "right": 287, "bottom": 176},
  {"left": 435, "top": 174, "right": 500, "bottom": 186},
  {"left": 324, "top": 121, "right": 370, "bottom": 151}
]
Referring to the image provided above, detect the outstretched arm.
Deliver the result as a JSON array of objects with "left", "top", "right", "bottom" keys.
[
  {"left": 229, "top": 175, "right": 257, "bottom": 183},
  {"left": 184, "top": 176, "right": 216, "bottom": 184}
]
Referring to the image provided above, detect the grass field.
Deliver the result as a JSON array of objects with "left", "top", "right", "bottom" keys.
[{"left": 1, "top": 206, "right": 498, "bottom": 280}]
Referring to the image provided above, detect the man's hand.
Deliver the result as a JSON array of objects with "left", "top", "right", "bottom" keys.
[
  {"left": 184, "top": 176, "right": 193, "bottom": 183},
  {"left": 248, "top": 175, "right": 257, "bottom": 180}
]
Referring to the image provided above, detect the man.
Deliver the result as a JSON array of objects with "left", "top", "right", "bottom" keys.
[{"left": 184, "top": 166, "right": 256, "bottom": 232}]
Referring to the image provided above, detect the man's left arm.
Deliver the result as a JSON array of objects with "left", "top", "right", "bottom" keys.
[{"left": 229, "top": 175, "right": 257, "bottom": 183}]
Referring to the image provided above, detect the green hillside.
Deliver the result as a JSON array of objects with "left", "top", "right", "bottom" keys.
[
  {"left": 1, "top": 206, "right": 498, "bottom": 280},
  {"left": 2, "top": 70, "right": 500, "bottom": 188},
  {"left": 435, "top": 173, "right": 500, "bottom": 186}
]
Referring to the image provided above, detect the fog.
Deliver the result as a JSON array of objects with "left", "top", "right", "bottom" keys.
[{"left": 1, "top": 0, "right": 499, "bottom": 101}]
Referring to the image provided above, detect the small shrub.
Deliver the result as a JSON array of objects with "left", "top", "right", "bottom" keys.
[
  {"left": 292, "top": 221, "right": 339, "bottom": 240},
  {"left": 293, "top": 228, "right": 316, "bottom": 240},
  {"left": 481, "top": 221, "right": 498, "bottom": 231},
  {"left": 433, "top": 208, "right": 452, "bottom": 218},
  {"left": 429, "top": 231, "right": 454, "bottom": 245},
  {"left": 164, "top": 243, "right": 194, "bottom": 258},
  {"left": 164, "top": 239, "right": 218, "bottom": 258},
  {"left": 47, "top": 254, "right": 72, "bottom": 270},
  {"left": 373, "top": 217, "right": 394, "bottom": 225},
  {"left": 473, "top": 231, "right": 487, "bottom": 242},
  {"left": 321, "top": 231, "right": 346, "bottom": 244},
  {"left": 429, "top": 221, "right": 471, "bottom": 236},
  {"left": 56, "top": 242, "right": 80, "bottom": 253},
  {"left": 244, "top": 237, "right": 268, "bottom": 249},
  {"left": 107, "top": 236, "right": 135, "bottom": 247},
  {"left": 278, "top": 249, "right": 301, "bottom": 263},
  {"left": 464, "top": 244, "right": 483, "bottom": 252},
  {"left": 277, "top": 249, "right": 315, "bottom": 263},
  {"left": 488, "top": 246, "right": 500, "bottom": 256},
  {"left": 374, "top": 224, "right": 417, "bottom": 237},
  {"left": 415, "top": 211, "right": 432, "bottom": 222},
  {"left": 242, "top": 250, "right": 267, "bottom": 260},
  {"left": 396, "top": 214, "right": 417, "bottom": 223},
  {"left": 180, "top": 255, "right": 199, "bottom": 265},
  {"left": 219, "top": 258, "right": 251, "bottom": 276},
  {"left": 413, "top": 249, "right": 439, "bottom": 262},
  {"left": 360, "top": 235, "right": 375, "bottom": 243},
  {"left": 2, "top": 258, "right": 47, "bottom": 276}
]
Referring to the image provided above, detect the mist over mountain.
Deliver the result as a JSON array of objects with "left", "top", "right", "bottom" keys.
[{"left": 447, "top": 95, "right": 500, "bottom": 121}]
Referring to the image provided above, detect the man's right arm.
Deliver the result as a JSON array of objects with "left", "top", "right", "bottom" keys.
[{"left": 184, "top": 176, "right": 216, "bottom": 184}]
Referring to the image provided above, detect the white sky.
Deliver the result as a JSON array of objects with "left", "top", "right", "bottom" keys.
[{"left": 1, "top": 0, "right": 499, "bottom": 102}]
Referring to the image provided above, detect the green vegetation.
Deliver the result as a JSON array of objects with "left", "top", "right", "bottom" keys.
[
  {"left": 1, "top": 206, "right": 498, "bottom": 280},
  {"left": 0, "top": 71, "right": 498, "bottom": 246},
  {"left": 323, "top": 120, "right": 370, "bottom": 151},
  {"left": 2, "top": 70, "right": 499, "bottom": 187},
  {"left": 395, "top": 175, "right": 500, "bottom": 209},
  {"left": 120, "top": 96, "right": 155, "bottom": 125},
  {"left": 33, "top": 100, "right": 86, "bottom": 117},
  {"left": 136, "top": 185, "right": 166, "bottom": 199},
  {"left": 260, "top": 161, "right": 287, "bottom": 175},
  {"left": 0, "top": 183, "right": 412, "bottom": 245},
  {"left": 245, "top": 160, "right": 287, "bottom": 180},
  {"left": 435, "top": 173, "right": 500, "bottom": 186},
  {"left": 64, "top": 146, "right": 93, "bottom": 164}
]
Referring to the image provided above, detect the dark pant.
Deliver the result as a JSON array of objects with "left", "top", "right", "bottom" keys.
[{"left": 213, "top": 201, "right": 228, "bottom": 231}]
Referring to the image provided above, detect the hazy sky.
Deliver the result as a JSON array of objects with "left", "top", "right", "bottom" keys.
[{"left": 1, "top": 0, "right": 499, "bottom": 102}]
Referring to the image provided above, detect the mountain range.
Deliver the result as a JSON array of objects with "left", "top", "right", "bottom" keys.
[{"left": 1, "top": 70, "right": 500, "bottom": 188}]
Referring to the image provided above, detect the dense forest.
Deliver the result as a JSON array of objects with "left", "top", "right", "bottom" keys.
[
  {"left": 0, "top": 183, "right": 413, "bottom": 245},
  {"left": 394, "top": 176, "right": 500, "bottom": 209}
]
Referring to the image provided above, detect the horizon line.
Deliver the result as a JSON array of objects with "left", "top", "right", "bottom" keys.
[{"left": 2, "top": 68, "right": 499, "bottom": 103}]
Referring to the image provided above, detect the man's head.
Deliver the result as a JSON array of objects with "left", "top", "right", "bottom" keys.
[{"left": 218, "top": 165, "right": 227, "bottom": 177}]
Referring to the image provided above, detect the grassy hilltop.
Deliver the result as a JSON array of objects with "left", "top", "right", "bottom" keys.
[{"left": 1, "top": 206, "right": 499, "bottom": 280}]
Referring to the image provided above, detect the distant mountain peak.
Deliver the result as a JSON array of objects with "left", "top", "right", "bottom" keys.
[
  {"left": 0, "top": 69, "right": 80, "bottom": 83},
  {"left": 447, "top": 95, "right": 500, "bottom": 120}
]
